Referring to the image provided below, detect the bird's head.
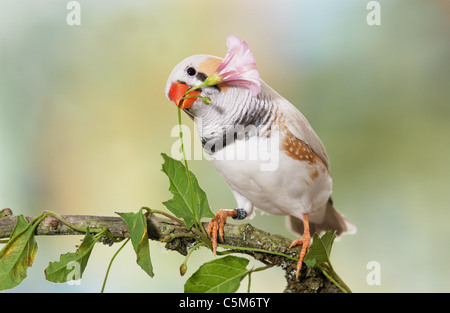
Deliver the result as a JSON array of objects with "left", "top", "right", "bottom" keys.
[
  {"left": 165, "top": 55, "right": 226, "bottom": 113},
  {"left": 165, "top": 36, "right": 261, "bottom": 120}
]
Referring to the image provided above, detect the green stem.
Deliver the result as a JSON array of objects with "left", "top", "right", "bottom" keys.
[
  {"left": 247, "top": 271, "right": 252, "bottom": 293},
  {"left": 44, "top": 210, "right": 119, "bottom": 243},
  {"left": 191, "top": 227, "right": 212, "bottom": 250},
  {"left": 322, "top": 263, "right": 352, "bottom": 293},
  {"left": 5, "top": 213, "right": 47, "bottom": 244},
  {"left": 142, "top": 208, "right": 184, "bottom": 226},
  {"left": 44, "top": 210, "right": 98, "bottom": 233},
  {"left": 181, "top": 94, "right": 211, "bottom": 105},
  {"left": 101, "top": 238, "right": 130, "bottom": 293},
  {"left": 185, "top": 73, "right": 221, "bottom": 94},
  {"left": 317, "top": 264, "right": 348, "bottom": 293},
  {"left": 160, "top": 232, "right": 197, "bottom": 242},
  {"left": 92, "top": 228, "right": 112, "bottom": 241},
  {"left": 246, "top": 265, "right": 270, "bottom": 293},
  {"left": 185, "top": 81, "right": 209, "bottom": 94},
  {"left": 217, "top": 243, "right": 298, "bottom": 262},
  {"left": 177, "top": 107, "right": 199, "bottom": 230},
  {"left": 334, "top": 273, "right": 351, "bottom": 293},
  {"left": 180, "top": 241, "right": 206, "bottom": 276},
  {"left": 29, "top": 213, "right": 47, "bottom": 226},
  {"left": 182, "top": 73, "right": 220, "bottom": 104},
  {"left": 177, "top": 107, "right": 211, "bottom": 240}
]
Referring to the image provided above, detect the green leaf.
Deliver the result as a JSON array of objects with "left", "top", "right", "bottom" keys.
[
  {"left": 161, "top": 153, "right": 214, "bottom": 229},
  {"left": 44, "top": 231, "right": 97, "bottom": 283},
  {"left": 118, "top": 209, "right": 153, "bottom": 277},
  {"left": 0, "top": 214, "right": 44, "bottom": 290},
  {"left": 304, "top": 230, "right": 336, "bottom": 270},
  {"left": 303, "top": 230, "right": 352, "bottom": 293},
  {"left": 184, "top": 256, "right": 249, "bottom": 293}
]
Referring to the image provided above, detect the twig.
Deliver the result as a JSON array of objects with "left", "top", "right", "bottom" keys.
[
  {"left": 101, "top": 238, "right": 130, "bottom": 293},
  {"left": 0, "top": 210, "right": 343, "bottom": 293}
]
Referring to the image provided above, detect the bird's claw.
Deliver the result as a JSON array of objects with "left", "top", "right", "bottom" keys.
[
  {"left": 289, "top": 232, "right": 311, "bottom": 279},
  {"left": 289, "top": 214, "right": 311, "bottom": 279},
  {"left": 207, "top": 210, "right": 237, "bottom": 256}
]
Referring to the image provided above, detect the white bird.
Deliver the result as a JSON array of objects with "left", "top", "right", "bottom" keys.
[{"left": 165, "top": 37, "right": 356, "bottom": 278}]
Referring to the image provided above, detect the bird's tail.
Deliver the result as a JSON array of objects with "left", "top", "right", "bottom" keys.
[{"left": 286, "top": 198, "right": 356, "bottom": 239}]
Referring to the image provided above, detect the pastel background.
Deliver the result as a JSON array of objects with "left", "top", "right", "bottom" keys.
[{"left": 1, "top": 0, "right": 449, "bottom": 293}]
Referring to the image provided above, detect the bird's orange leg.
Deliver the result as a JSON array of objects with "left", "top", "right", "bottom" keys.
[
  {"left": 207, "top": 209, "right": 238, "bottom": 256},
  {"left": 289, "top": 214, "right": 311, "bottom": 279}
]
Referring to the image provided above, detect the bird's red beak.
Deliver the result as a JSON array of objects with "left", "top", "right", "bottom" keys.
[{"left": 168, "top": 82, "right": 201, "bottom": 109}]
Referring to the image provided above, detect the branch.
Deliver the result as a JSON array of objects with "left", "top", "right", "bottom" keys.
[{"left": 0, "top": 208, "right": 341, "bottom": 293}]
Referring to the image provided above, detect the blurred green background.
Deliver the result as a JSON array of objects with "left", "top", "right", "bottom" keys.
[{"left": 1, "top": 0, "right": 449, "bottom": 293}]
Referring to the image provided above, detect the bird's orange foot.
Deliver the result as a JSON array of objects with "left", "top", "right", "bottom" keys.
[
  {"left": 207, "top": 209, "right": 238, "bottom": 256},
  {"left": 289, "top": 214, "right": 311, "bottom": 279},
  {"left": 289, "top": 232, "right": 311, "bottom": 279}
]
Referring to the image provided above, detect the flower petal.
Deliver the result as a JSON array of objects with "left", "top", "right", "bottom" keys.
[{"left": 215, "top": 35, "right": 261, "bottom": 97}]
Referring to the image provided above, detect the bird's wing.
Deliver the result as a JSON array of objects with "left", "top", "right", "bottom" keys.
[{"left": 262, "top": 81, "right": 330, "bottom": 170}]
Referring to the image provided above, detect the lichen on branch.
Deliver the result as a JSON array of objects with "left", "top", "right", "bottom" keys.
[{"left": 0, "top": 208, "right": 342, "bottom": 293}]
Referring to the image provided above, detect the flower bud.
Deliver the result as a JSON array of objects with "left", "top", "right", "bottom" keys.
[{"left": 179, "top": 263, "right": 187, "bottom": 276}]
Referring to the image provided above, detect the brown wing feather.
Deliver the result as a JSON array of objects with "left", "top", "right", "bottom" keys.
[{"left": 260, "top": 81, "right": 330, "bottom": 170}]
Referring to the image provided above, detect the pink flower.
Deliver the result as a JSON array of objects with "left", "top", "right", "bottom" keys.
[
  {"left": 185, "top": 35, "right": 261, "bottom": 100},
  {"left": 214, "top": 35, "right": 261, "bottom": 97}
]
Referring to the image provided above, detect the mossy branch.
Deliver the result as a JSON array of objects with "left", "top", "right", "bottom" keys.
[{"left": 0, "top": 208, "right": 342, "bottom": 293}]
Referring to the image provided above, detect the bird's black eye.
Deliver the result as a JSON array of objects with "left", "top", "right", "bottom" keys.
[{"left": 187, "top": 67, "right": 197, "bottom": 77}]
